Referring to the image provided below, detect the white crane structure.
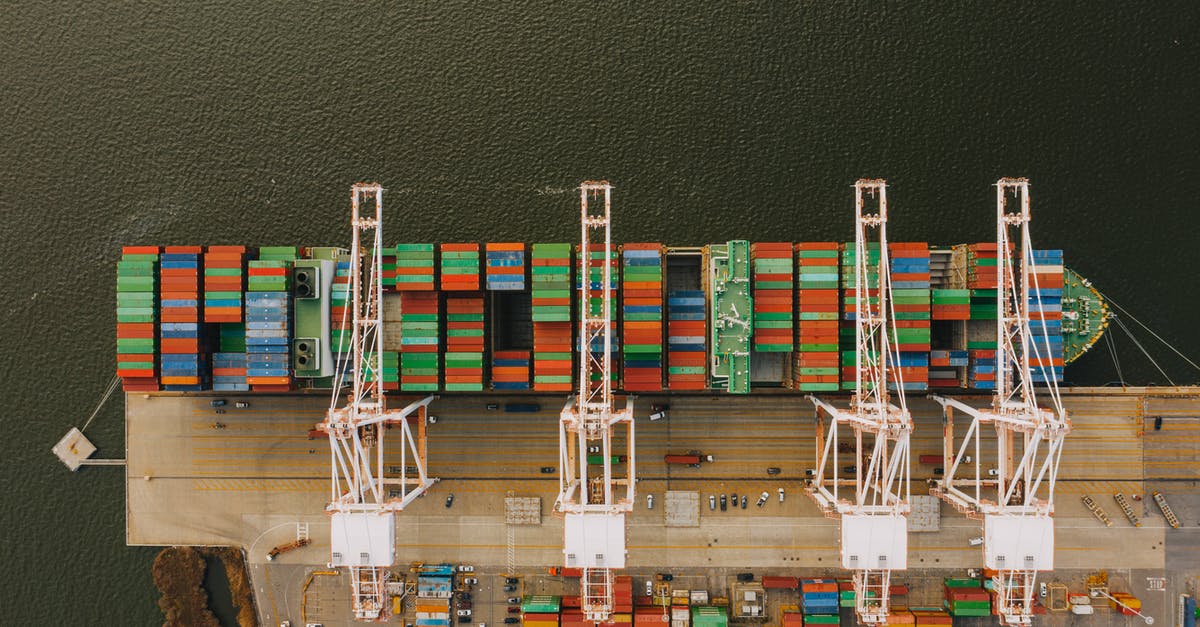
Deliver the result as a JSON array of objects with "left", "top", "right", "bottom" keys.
[
  {"left": 319, "top": 183, "right": 438, "bottom": 621},
  {"left": 554, "top": 181, "right": 635, "bottom": 622},
  {"left": 806, "top": 179, "right": 912, "bottom": 624},
  {"left": 930, "top": 178, "right": 1070, "bottom": 626}
]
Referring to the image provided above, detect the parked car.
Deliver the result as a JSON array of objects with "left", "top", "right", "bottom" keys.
[
  {"left": 507, "top": 597, "right": 521, "bottom": 604},
  {"left": 457, "top": 610, "right": 472, "bottom": 617},
  {"left": 507, "top": 607, "right": 520, "bottom": 614},
  {"left": 756, "top": 492, "right": 769, "bottom": 507},
  {"left": 504, "top": 619, "right": 520, "bottom": 624},
  {"left": 210, "top": 399, "right": 227, "bottom": 407},
  {"left": 588, "top": 445, "right": 601, "bottom": 454},
  {"left": 540, "top": 466, "right": 555, "bottom": 474},
  {"left": 647, "top": 494, "right": 654, "bottom": 509},
  {"left": 459, "top": 592, "right": 472, "bottom": 601},
  {"left": 736, "top": 573, "right": 753, "bottom": 582},
  {"left": 458, "top": 617, "right": 472, "bottom": 624},
  {"left": 709, "top": 495, "right": 716, "bottom": 510},
  {"left": 487, "top": 403, "right": 499, "bottom": 410},
  {"left": 506, "top": 577, "right": 520, "bottom": 585},
  {"left": 457, "top": 601, "right": 472, "bottom": 610},
  {"left": 445, "top": 494, "right": 455, "bottom": 508},
  {"left": 766, "top": 467, "right": 781, "bottom": 476},
  {"left": 458, "top": 565, "right": 475, "bottom": 572},
  {"left": 428, "top": 415, "right": 439, "bottom": 424},
  {"left": 1039, "top": 582, "right": 1047, "bottom": 598},
  {"left": 969, "top": 536, "right": 984, "bottom": 546},
  {"left": 720, "top": 494, "right": 727, "bottom": 511},
  {"left": 658, "top": 573, "right": 674, "bottom": 582},
  {"left": 778, "top": 488, "right": 785, "bottom": 503},
  {"left": 741, "top": 495, "right": 747, "bottom": 509},
  {"left": 646, "top": 580, "right": 654, "bottom": 596},
  {"left": 235, "top": 401, "right": 249, "bottom": 408},
  {"left": 649, "top": 404, "right": 669, "bottom": 421},
  {"left": 804, "top": 469, "right": 815, "bottom": 477},
  {"left": 504, "top": 586, "right": 516, "bottom": 592},
  {"left": 987, "top": 468, "right": 999, "bottom": 477}
]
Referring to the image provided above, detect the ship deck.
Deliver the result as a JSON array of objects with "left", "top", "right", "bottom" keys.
[{"left": 125, "top": 388, "right": 1200, "bottom": 626}]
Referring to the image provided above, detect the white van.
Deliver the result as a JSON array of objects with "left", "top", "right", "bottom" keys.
[{"left": 968, "top": 536, "right": 984, "bottom": 546}]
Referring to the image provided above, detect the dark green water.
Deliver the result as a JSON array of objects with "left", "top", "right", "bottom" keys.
[{"left": 2, "top": 2, "right": 1197, "bottom": 623}]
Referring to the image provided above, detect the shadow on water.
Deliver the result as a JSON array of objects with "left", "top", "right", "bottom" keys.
[{"left": 203, "top": 554, "right": 238, "bottom": 627}]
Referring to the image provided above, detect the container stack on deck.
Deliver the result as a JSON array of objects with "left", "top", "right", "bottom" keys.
[
  {"left": 909, "top": 608, "right": 952, "bottom": 626},
  {"left": 400, "top": 292, "right": 439, "bottom": 392},
  {"left": 622, "top": 244, "right": 664, "bottom": 391},
  {"left": 1028, "top": 249, "right": 1065, "bottom": 383},
  {"left": 690, "top": 606, "right": 727, "bottom": 627},
  {"left": 579, "top": 243, "right": 620, "bottom": 388},
  {"left": 522, "top": 595, "right": 562, "bottom": 627},
  {"left": 492, "top": 350, "right": 531, "bottom": 390},
  {"left": 378, "top": 247, "right": 398, "bottom": 291},
  {"left": 791, "top": 243, "right": 840, "bottom": 391},
  {"left": 667, "top": 289, "right": 707, "bottom": 390},
  {"left": 751, "top": 242, "right": 794, "bottom": 353},
  {"left": 204, "top": 246, "right": 247, "bottom": 391},
  {"left": 943, "top": 578, "right": 990, "bottom": 617},
  {"left": 330, "top": 258, "right": 352, "bottom": 372},
  {"left": 486, "top": 242, "right": 526, "bottom": 291},
  {"left": 245, "top": 247, "right": 297, "bottom": 392},
  {"left": 531, "top": 243, "right": 574, "bottom": 392},
  {"left": 800, "top": 579, "right": 839, "bottom": 624},
  {"left": 889, "top": 243, "right": 931, "bottom": 391},
  {"left": 967, "top": 243, "right": 1000, "bottom": 389},
  {"left": 117, "top": 246, "right": 160, "bottom": 391},
  {"left": 159, "top": 247, "right": 205, "bottom": 391},
  {"left": 395, "top": 243, "right": 436, "bottom": 291},
  {"left": 614, "top": 575, "right": 634, "bottom": 616},
  {"left": 440, "top": 243, "right": 481, "bottom": 291},
  {"left": 415, "top": 564, "right": 452, "bottom": 627},
  {"left": 840, "top": 242, "right": 880, "bottom": 390},
  {"left": 444, "top": 295, "right": 485, "bottom": 391},
  {"left": 929, "top": 285, "right": 970, "bottom": 388}
]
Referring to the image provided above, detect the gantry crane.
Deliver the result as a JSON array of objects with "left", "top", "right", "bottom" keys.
[
  {"left": 554, "top": 181, "right": 635, "bottom": 622},
  {"left": 806, "top": 179, "right": 912, "bottom": 624},
  {"left": 319, "top": 183, "right": 438, "bottom": 621},
  {"left": 930, "top": 178, "right": 1070, "bottom": 626}
]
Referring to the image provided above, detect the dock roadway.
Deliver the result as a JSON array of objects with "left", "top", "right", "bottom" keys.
[{"left": 126, "top": 388, "right": 1200, "bottom": 626}]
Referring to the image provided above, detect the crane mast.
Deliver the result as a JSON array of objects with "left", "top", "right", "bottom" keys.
[
  {"left": 320, "top": 183, "right": 438, "bottom": 621},
  {"left": 806, "top": 179, "right": 912, "bottom": 624},
  {"left": 930, "top": 178, "right": 1070, "bottom": 626},
  {"left": 554, "top": 181, "right": 635, "bottom": 622}
]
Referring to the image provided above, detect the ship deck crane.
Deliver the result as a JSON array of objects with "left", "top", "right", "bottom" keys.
[
  {"left": 554, "top": 181, "right": 635, "bottom": 622},
  {"left": 806, "top": 179, "right": 912, "bottom": 624},
  {"left": 930, "top": 178, "right": 1070, "bottom": 626},
  {"left": 319, "top": 183, "right": 438, "bottom": 621}
]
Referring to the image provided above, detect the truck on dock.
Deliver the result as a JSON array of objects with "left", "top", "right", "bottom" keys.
[{"left": 664, "top": 451, "right": 714, "bottom": 467}]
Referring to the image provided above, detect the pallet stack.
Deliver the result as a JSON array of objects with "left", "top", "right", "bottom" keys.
[
  {"left": 667, "top": 290, "right": 706, "bottom": 390},
  {"left": 486, "top": 242, "right": 525, "bottom": 291},
  {"left": 160, "top": 247, "right": 205, "bottom": 391},
  {"left": 889, "top": 243, "right": 931, "bottom": 391},
  {"left": 751, "top": 242, "right": 794, "bottom": 352},
  {"left": 491, "top": 350, "right": 530, "bottom": 390},
  {"left": 621, "top": 244, "right": 664, "bottom": 391},
  {"left": 1027, "top": 249, "right": 1065, "bottom": 384},
  {"left": 792, "top": 243, "right": 840, "bottom": 391},
  {"left": 399, "top": 292, "right": 440, "bottom": 392},
  {"left": 444, "top": 295, "right": 485, "bottom": 391},
  {"left": 531, "top": 244, "right": 573, "bottom": 392},
  {"left": 116, "top": 246, "right": 160, "bottom": 391},
  {"left": 840, "top": 242, "right": 880, "bottom": 390},
  {"left": 395, "top": 244, "right": 436, "bottom": 291},
  {"left": 440, "top": 243, "right": 480, "bottom": 291},
  {"left": 245, "top": 251, "right": 292, "bottom": 392},
  {"left": 203, "top": 246, "right": 245, "bottom": 323},
  {"left": 578, "top": 243, "right": 620, "bottom": 389}
]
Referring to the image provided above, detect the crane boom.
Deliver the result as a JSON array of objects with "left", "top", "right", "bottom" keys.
[
  {"left": 806, "top": 179, "right": 912, "bottom": 624},
  {"left": 930, "top": 178, "right": 1070, "bottom": 626},
  {"left": 320, "top": 183, "right": 438, "bottom": 621},
  {"left": 554, "top": 181, "right": 635, "bottom": 622}
]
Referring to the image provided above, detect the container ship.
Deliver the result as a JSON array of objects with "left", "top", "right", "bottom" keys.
[{"left": 114, "top": 240, "right": 1107, "bottom": 395}]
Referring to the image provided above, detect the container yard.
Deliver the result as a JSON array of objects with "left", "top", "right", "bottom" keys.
[{"left": 87, "top": 180, "right": 1200, "bottom": 627}]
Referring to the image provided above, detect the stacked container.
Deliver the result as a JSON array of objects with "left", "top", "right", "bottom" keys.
[
  {"left": 667, "top": 290, "right": 706, "bottom": 390},
  {"left": 634, "top": 607, "right": 668, "bottom": 627},
  {"left": 781, "top": 612, "right": 802, "bottom": 627},
  {"left": 531, "top": 244, "right": 574, "bottom": 392},
  {"left": 800, "top": 579, "right": 838, "bottom": 621},
  {"left": 943, "top": 578, "right": 990, "bottom": 617},
  {"left": 395, "top": 244, "right": 436, "bottom": 291},
  {"left": 440, "top": 243, "right": 480, "bottom": 291},
  {"left": 330, "top": 258, "right": 352, "bottom": 375},
  {"left": 486, "top": 242, "right": 526, "bottom": 291},
  {"left": 116, "top": 246, "right": 160, "bottom": 391},
  {"left": 203, "top": 246, "right": 245, "bottom": 323},
  {"left": 968, "top": 344, "right": 997, "bottom": 389},
  {"left": 751, "top": 242, "right": 794, "bottom": 352},
  {"left": 889, "top": 243, "right": 931, "bottom": 391},
  {"left": 444, "top": 295, "right": 485, "bottom": 391},
  {"left": 840, "top": 242, "right": 880, "bottom": 390},
  {"left": 929, "top": 350, "right": 968, "bottom": 388},
  {"left": 966, "top": 243, "right": 999, "bottom": 289},
  {"left": 792, "top": 243, "right": 840, "bottom": 391},
  {"left": 690, "top": 607, "right": 727, "bottom": 627},
  {"left": 378, "top": 247, "right": 398, "bottom": 291},
  {"left": 491, "top": 350, "right": 531, "bottom": 390},
  {"left": 399, "top": 292, "right": 440, "bottom": 392},
  {"left": 621, "top": 244, "right": 664, "bottom": 391},
  {"left": 361, "top": 352, "right": 399, "bottom": 391},
  {"left": 245, "top": 251, "right": 293, "bottom": 392},
  {"left": 524, "top": 614, "right": 560, "bottom": 627},
  {"left": 578, "top": 243, "right": 620, "bottom": 389},
  {"left": 1027, "top": 249, "right": 1065, "bottom": 384},
  {"left": 160, "top": 247, "right": 205, "bottom": 391},
  {"left": 909, "top": 608, "right": 952, "bottom": 626},
  {"left": 613, "top": 575, "right": 634, "bottom": 615},
  {"left": 931, "top": 289, "right": 970, "bottom": 320}
]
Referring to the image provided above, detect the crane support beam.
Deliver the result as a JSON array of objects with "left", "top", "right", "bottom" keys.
[
  {"left": 929, "top": 179, "right": 1071, "bottom": 627},
  {"left": 805, "top": 179, "right": 912, "bottom": 624}
]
